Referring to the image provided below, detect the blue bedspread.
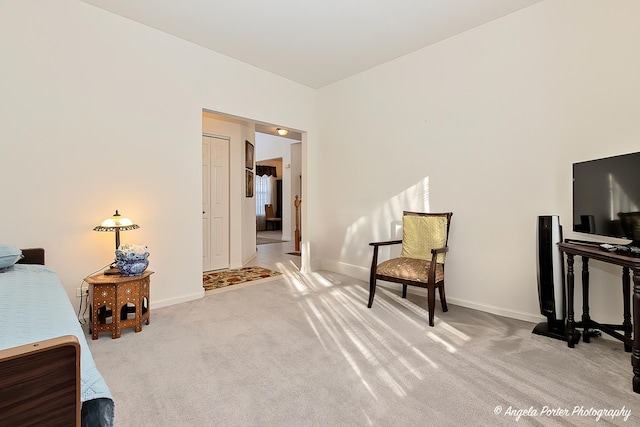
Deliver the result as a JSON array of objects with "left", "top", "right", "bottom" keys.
[{"left": 0, "top": 264, "right": 114, "bottom": 425}]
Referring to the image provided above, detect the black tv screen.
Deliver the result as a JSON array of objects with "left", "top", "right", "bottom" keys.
[{"left": 573, "top": 151, "right": 640, "bottom": 244}]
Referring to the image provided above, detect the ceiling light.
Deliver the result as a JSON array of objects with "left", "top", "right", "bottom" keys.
[{"left": 276, "top": 128, "right": 288, "bottom": 136}]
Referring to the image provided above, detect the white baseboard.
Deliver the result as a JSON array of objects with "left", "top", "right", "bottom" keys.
[
  {"left": 322, "top": 259, "right": 369, "bottom": 282},
  {"left": 443, "top": 296, "right": 544, "bottom": 324},
  {"left": 240, "top": 253, "right": 256, "bottom": 268},
  {"left": 320, "top": 259, "right": 544, "bottom": 324},
  {"left": 152, "top": 290, "right": 204, "bottom": 310}
]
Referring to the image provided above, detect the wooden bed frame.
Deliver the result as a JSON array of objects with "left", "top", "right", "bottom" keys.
[
  {"left": 0, "top": 248, "right": 81, "bottom": 427},
  {"left": 17, "top": 247, "right": 45, "bottom": 266}
]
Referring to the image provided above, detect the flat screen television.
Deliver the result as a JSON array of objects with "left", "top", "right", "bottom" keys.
[{"left": 573, "top": 151, "right": 640, "bottom": 247}]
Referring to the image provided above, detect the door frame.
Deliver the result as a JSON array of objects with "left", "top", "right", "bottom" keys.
[{"left": 202, "top": 133, "right": 230, "bottom": 272}]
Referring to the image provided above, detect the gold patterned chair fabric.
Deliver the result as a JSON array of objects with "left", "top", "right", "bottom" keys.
[{"left": 368, "top": 211, "right": 453, "bottom": 326}]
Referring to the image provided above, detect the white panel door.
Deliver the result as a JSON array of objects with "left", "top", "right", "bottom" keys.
[{"left": 202, "top": 135, "right": 229, "bottom": 271}]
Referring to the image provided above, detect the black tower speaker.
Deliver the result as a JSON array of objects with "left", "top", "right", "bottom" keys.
[{"left": 532, "top": 215, "right": 576, "bottom": 341}]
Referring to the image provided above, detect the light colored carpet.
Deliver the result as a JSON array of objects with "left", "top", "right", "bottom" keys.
[
  {"left": 203, "top": 267, "right": 281, "bottom": 290},
  {"left": 87, "top": 271, "right": 640, "bottom": 426}
]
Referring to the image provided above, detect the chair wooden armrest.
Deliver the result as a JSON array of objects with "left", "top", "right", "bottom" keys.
[
  {"left": 369, "top": 240, "right": 402, "bottom": 247},
  {"left": 369, "top": 240, "right": 402, "bottom": 285},
  {"left": 430, "top": 246, "right": 449, "bottom": 255},
  {"left": 428, "top": 246, "right": 448, "bottom": 273}
]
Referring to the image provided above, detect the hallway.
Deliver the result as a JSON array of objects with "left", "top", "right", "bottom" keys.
[{"left": 245, "top": 230, "right": 301, "bottom": 273}]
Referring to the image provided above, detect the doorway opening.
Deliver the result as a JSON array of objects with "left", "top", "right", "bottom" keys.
[
  {"left": 256, "top": 159, "right": 285, "bottom": 244},
  {"left": 202, "top": 110, "right": 304, "bottom": 273},
  {"left": 254, "top": 129, "right": 302, "bottom": 253}
]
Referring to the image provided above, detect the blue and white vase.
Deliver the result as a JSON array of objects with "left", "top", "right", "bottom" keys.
[{"left": 115, "top": 244, "right": 149, "bottom": 276}]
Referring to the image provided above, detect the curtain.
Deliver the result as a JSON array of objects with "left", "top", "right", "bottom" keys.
[
  {"left": 256, "top": 165, "right": 277, "bottom": 178},
  {"left": 256, "top": 175, "right": 275, "bottom": 231}
]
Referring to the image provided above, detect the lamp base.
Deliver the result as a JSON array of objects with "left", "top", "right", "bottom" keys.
[{"left": 103, "top": 266, "right": 121, "bottom": 276}]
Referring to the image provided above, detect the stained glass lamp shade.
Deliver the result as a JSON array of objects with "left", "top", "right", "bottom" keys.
[{"left": 93, "top": 210, "right": 139, "bottom": 249}]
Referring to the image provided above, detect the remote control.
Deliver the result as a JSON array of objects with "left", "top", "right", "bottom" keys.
[{"left": 599, "top": 243, "right": 617, "bottom": 252}]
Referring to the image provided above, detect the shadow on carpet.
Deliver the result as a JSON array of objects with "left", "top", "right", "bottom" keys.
[{"left": 203, "top": 267, "right": 281, "bottom": 291}]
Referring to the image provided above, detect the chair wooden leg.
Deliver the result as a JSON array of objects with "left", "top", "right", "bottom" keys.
[
  {"left": 438, "top": 283, "right": 448, "bottom": 312},
  {"left": 402, "top": 284, "right": 407, "bottom": 299},
  {"left": 367, "top": 278, "right": 376, "bottom": 308},
  {"left": 368, "top": 247, "right": 380, "bottom": 309},
  {"left": 427, "top": 284, "right": 436, "bottom": 326}
]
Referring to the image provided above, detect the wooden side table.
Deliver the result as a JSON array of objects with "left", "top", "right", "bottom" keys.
[
  {"left": 85, "top": 270, "right": 153, "bottom": 340},
  {"left": 559, "top": 242, "right": 640, "bottom": 393}
]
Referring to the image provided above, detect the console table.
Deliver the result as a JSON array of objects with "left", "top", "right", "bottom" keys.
[
  {"left": 85, "top": 270, "right": 153, "bottom": 340},
  {"left": 558, "top": 242, "right": 640, "bottom": 393}
]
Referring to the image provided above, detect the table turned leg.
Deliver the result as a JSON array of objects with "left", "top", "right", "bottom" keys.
[
  {"left": 632, "top": 269, "right": 640, "bottom": 393},
  {"left": 141, "top": 276, "right": 150, "bottom": 326},
  {"left": 91, "top": 303, "right": 99, "bottom": 340},
  {"left": 566, "top": 254, "right": 576, "bottom": 348},
  {"left": 581, "top": 257, "right": 591, "bottom": 343},
  {"left": 623, "top": 267, "right": 632, "bottom": 352},
  {"left": 135, "top": 296, "right": 142, "bottom": 333}
]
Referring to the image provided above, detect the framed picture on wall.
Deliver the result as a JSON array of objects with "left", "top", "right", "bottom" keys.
[
  {"left": 246, "top": 170, "right": 254, "bottom": 198},
  {"left": 245, "top": 140, "right": 254, "bottom": 170}
]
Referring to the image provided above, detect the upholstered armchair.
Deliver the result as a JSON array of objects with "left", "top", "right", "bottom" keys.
[{"left": 368, "top": 211, "right": 453, "bottom": 326}]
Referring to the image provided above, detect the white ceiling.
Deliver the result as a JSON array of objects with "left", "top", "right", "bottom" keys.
[{"left": 79, "top": 0, "right": 543, "bottom": 89}]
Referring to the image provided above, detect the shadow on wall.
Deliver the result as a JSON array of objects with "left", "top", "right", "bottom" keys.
[{"left": 340, "top": 177, "right": 431, "bottom": 267}]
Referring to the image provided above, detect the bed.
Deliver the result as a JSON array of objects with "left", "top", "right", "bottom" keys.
[{"left": 0, "top": 248, "right": 115, "bottom": 427}]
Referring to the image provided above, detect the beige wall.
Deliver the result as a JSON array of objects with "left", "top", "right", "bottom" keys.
[
  {"left": 0, "top": 0, "right": 316, "bottom": 308},
  {"left": 316, "top": 0, "right": 640, "bottom": 323}
]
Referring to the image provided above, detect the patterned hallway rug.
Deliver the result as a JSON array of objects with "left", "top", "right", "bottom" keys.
[{"left": 203, "top": 266, "right": 281, "bottom": 291}]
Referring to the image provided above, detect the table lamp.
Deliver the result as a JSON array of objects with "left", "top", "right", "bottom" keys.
[{"left": 94, "top": 210, "right": 139, "bottom": 274}]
